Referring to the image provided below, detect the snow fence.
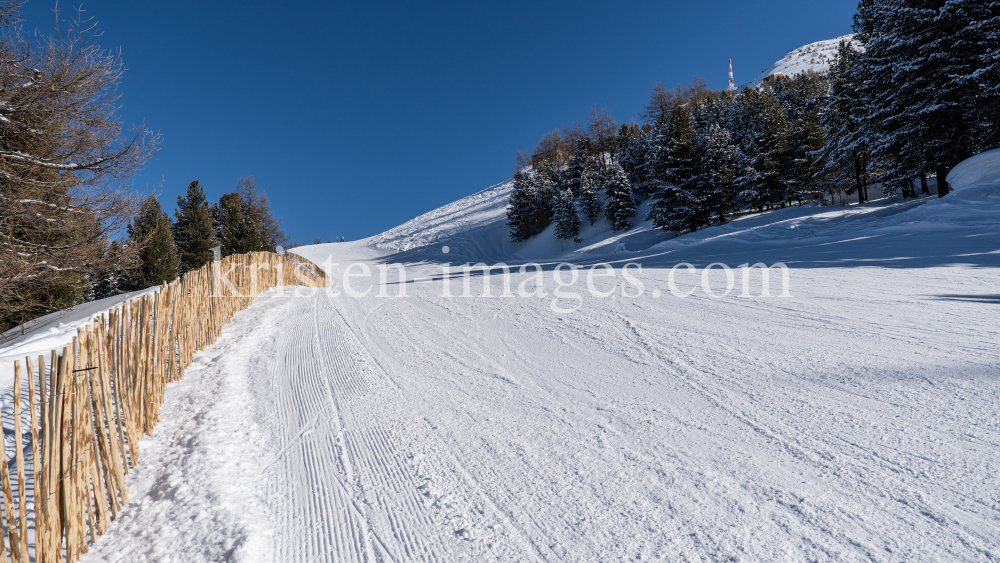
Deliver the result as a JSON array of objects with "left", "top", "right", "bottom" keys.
[{"left": 0, "top": 251, "right": 328, "bottom": 562}]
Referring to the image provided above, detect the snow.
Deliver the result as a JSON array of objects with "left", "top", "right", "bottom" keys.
[
  {"left": 748, "top": 34, "right": 858, "bottom": 88},
  {"left": 78, "top": 299, "right": 275, "bottom": 563},
  {"left": 0, "top": 287, "right": 159, "bottom": 397},
  {"left": 370, "top": 179, "right": 514, "bottom": 260},
  {"left": 948, "top": 147, "right": 1000, "bottom": 191},
  {"left": 2, "top": 151, "right": 999, "bottom": 561}
]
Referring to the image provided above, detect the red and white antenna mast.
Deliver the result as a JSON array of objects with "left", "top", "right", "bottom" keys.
[{"left": 728, "top": 59, "right": 736, "bottom": 91}]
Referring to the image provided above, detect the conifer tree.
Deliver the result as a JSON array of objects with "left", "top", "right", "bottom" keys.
[
  {"left": 506, "top": 171, "right": 536, "bottom": 242},
  {"left": 532, "top": 160, "right": 560, "bottom": 219},
  {"left": 698, "top": 124, "right": 741, "bottom": 224},
  {"left": 234, "top": 176, "right": 288, "bottom": 248},
  {"left": 619, "top": 125, "right": 653, "bottom": 198},
  {"left": 816, "top": 41, "right": 874, "bottom": 202},
  {"left": 644, "top": 112, "right": 676, "bottom": 198},
  {"left": 979, "top": 4, "right": 1000, "bottom": 151},
  {"left": 729, "top": 89, "right": 790, "bottom": 211},
  {"left": 648, "top": 105, "right": 704, "bottom": 231},
  {"left": 173, "top": 180, "right": 218, "bottom": 273},
  {"left": 663, "top": 106, "right": 701, "bottom": 191},
  {"left": 93, "top": 241, "right": 127, "bottom": 299},
  {"left": 771, "top": 73, "right": 828, "bottom": 203},
  {"left": 603, "top": 163, "right": 637, "bottom": 232},
  {"left": 213, "top": 192, "right": 269, "bottom": 256},
  {"left": 564, "top": 138, "right": 592, "bottom": 196},
  {"left": 0, "top": 4, "right": 159, "bottom": 330},
  {"left": 578, "top": 156, "right": 603, "bottom": 226},
  {"left": 123, "top": 196, "right": 180, "bottom": 291},
  {"left": 853, "top": 0, "right": 997, "bottom": 196},
  {"left": 553, "top": 188, "right": 581, "bottom": 249}
]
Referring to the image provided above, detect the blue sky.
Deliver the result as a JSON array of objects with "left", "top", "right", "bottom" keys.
[{"left": 18, "top": 0, "right": 858, "bottom": 243}]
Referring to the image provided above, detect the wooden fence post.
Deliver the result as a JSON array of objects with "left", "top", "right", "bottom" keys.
[
  {"left": 2, "top": 365, "right": 22, "bottom": 563},
  {"left": 1, "top": 252, "right": 328, "bottom": 561},
  {"left": 26, "top": 356, "right": 44, "bottom": 563},
  {"left": 12, "top": 361, "right": 28, "bottom": 558}
]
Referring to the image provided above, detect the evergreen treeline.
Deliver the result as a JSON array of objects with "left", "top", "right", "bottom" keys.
[
  {"left": 94, "top": 177, "right": 288, "bottom": 300},
  {"left": 507, "top": 0, "right": 1000, "bottom": 244},
  {"left": 0, "top": 4, "right": 294, "bottom": 332}
]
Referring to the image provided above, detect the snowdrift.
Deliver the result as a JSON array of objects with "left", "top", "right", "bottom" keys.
[{"left": 948, "top": 147, "right": 1000, "bottom": 191}]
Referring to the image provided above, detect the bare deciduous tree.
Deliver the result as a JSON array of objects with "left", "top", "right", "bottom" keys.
[
  {"left": 641, "top": 77, "right": 714, "bottom": 124},
  {"left": 587, "top": 106, "right": 618, "bottom": 167},
  {"left": 0, "top": 2, "right": 159, "bottom": 332}
]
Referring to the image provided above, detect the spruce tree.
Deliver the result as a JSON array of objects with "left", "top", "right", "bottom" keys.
[
  {"left": 816, "top": 41, "right": 875, "bottom": 202},
  {"left": 93, "top": 241, "right": 127, "bottom": 299},
  {"left": 213, "top": 192, "right": 270, "bottom": 256},
  {"left": 771, "top": 73, "right": 828, "bottom": 203},
  {"left": 648, "top": 105, "right": 705, "bottom": 232},
  {"left": 853, "top": 0, "right": 997, "bottom": 196},
  {"left": 532, "top": 160, "right": 560, "bottom": 219},
  {"left": 644, "top": 112, "right": 676, "bottom": 199},
  {"left": 509, "top": 160, "right": 559, "bottom": 238},
  {"left": 663, "top": 106, "right": 701, "bottom": 191},
  {"left": 603, "top": 163, "right": 637, "bottom": 232},
  {"left": 173, "top": 180, "right": 218, "bottom": 273},
  {"left": 506, "top": 171, "right": 536, "bottom": 242},
  {"left": 564, "top": 138, "right": 592, "bottom": 196},
  {"left": 979, "top": 3, "right": 1000, "bottom": 152},
  {"left": 552, "top": 188, "right": 581, "bottom": 249},
  {"left": 619, "top": 125, "right": 653, "bottom": 199},
  {"left": 578, "top": 156, "right": 603, "bottom": 226},
  {"left": 729, "top": 88, "right": 789, "bottom": 211},
  {"left": 123, "top": 196, "right": 180, "bottom": 291},
  {"left": 698, "top": 124, "right": 741, "bottom": 224}
]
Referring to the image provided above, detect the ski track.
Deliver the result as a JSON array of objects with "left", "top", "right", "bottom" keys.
[
  {"left": 255, "top": 293, "right": 461, "bottom": 563},
  {"left": 217, "top": 259, "right": 999, "bottom": 562},
  {"left": 76, "top": 261, "right": 1000, "bottom": 562},
  {"left": 66, "top": 168, "right": 1000, "bottom": 561}
]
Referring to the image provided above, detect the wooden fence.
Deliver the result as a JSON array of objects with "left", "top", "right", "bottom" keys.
[{"left": 1, "top": 251, "right": 328, "bottom": 562}]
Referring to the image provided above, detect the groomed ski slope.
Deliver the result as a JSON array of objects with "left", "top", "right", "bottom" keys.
[{"left": 58, "top": 152, "right": 1000, "bottom": 562}]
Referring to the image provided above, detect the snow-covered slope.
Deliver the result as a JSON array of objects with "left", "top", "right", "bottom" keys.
[
  {"left": 2, "top": 149, "right": 995, "bottom": 561},
  {"left": 361, "top": 177, "right": 672, "bottom": 266},
  {"left": 246, "top": 161, "right": 1000, "bottom": 561},
  {"left": 369, "top": 179, "right": 514, "bottom": 262},
  {"left": 0, "top": 287, "right": 158, "bottom": 398},
  {"left": 748, "top": 34, "right": 856, "bottom": 87}
]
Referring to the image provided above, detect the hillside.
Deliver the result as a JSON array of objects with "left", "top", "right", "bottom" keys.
[
  {"left": 1, "top": 151, "right": 997, "bottom": 562},
  {"left": 748, "top": 34, "right": 857, "bottom": 87}
]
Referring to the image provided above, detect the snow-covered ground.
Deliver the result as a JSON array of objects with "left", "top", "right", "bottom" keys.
[
  {"left": 748, "top": 34, "right": 858, "bottom": 88},
  {"left": 4, "top": 150, "right": 999, "bottom": 561},
  {"left": 0, "top": 287, "right": 158, "bottom": 387}
]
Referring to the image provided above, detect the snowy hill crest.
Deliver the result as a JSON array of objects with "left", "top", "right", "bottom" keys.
[{"left": 748, "top": 34, "right": 857, "bottom": 88}]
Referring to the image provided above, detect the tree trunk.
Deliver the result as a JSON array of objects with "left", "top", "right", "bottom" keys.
[
  {"left": 860, "top": 152, "right": 870, "bottom": 203},
  {"left": 920, "top": 172, "right": 929, "bottom": 195},
  {"left": 936, "top": 165, "right": 950, "bottom": 198},
  {"left": 852, "top": 151, "right": 864, "bottom": 203}
]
